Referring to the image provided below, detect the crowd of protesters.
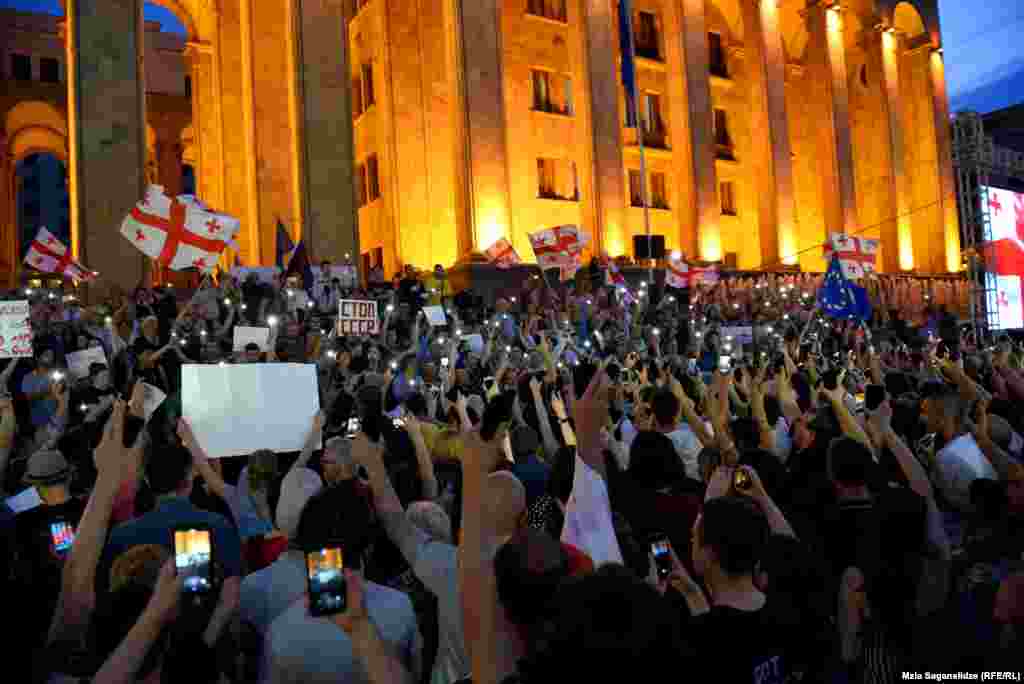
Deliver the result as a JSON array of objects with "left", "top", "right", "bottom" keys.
[{"left": 0, "top": 255, "right": 1021, "bottom": 684}]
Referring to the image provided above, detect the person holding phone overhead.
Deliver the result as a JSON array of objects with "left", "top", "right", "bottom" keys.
[{"left": 12, "top": 447, "right": 85, "bottom": 655}]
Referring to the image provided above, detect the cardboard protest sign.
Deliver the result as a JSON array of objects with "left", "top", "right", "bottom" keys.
[
  {"left": 233, "top": 326, "right": 271, "bottom": 351},
  {"left": 182, "top": 363, "right": 321, "bottom": 458},
  {"left": 337, "top": 300, "right": 379, "bottom": 336},
  {"left": 423, "top": 306, "right": 447, "bottom": 327},
  {"left": 66, "top": 347, "right": 108, "bottom": 380},
  {"left": 0, "top": 301, "right": 32, "bottom": 358}
]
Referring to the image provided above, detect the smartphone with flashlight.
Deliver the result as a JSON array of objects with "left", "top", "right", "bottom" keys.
[
  {"left": 173, "top": 525, "right": 214, "bottom": 596},
  {"left": 346, "top": 416, "right": 361, "bottom": 438},
  {"left": 50, "top": 520, "right": 76, "bottom": 558},
  {"left": 306, "top": 546, "right": 347, "bottom": 617},
  {"left": 649, "top": 535, "right": 673, "bottom": 580},
  {"left": 732, "top": 467, "right": 753, "bottom": 492},
  {"left": 718, "top": 355, "right": 732, "bottom": 374}
]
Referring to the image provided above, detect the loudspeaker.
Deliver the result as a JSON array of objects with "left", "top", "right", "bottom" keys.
[{"left": 633, "top": 235, "right": 665, "bottom": 260}]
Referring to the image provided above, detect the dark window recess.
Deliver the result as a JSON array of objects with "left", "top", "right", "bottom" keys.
[
  {"left": 352, "top": 76, "right": 364, "bottom": 118},
  {"left": 40, "top": 57, "right": 60, "bottom": 83},
  {"left": 184, "top": 75, "right": 192, "bottom": 98},
  {"left": 708, "top": 33, "right": 728, "bottom": 78},
  {"left": 367, "top": 154, "right": 380, "bottom": 201},
  {"left": 11, "top": 53, "right": 32, "bottom": 81},
  {"left": 714, "top": 108, "right": 734, "bottom": 160},
  {"left": 635, "top": 12, "right": 661, "bottom": 61},
  {"left": 362, "top": 63, "right": 375, "bottom": 107},
  {"left": 527, "top": 0, "right": 567, "bottom": 22}
]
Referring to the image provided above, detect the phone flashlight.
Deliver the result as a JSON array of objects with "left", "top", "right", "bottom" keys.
[{"left": 268, "top": 316, "right": 279, "bottom": 327}]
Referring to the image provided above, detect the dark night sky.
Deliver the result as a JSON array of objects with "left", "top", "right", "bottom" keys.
[{"left": 2, "top": 0, "right": 1022, "bottom": 114}]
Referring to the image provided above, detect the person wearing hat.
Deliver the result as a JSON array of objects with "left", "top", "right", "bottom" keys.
[{"left": 13, "top": 447, "right": 85, "bottom": 651}]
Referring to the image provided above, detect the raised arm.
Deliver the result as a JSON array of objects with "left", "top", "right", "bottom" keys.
[
  {"left": 212, "top": 305, "right": 236, "bottom": 339},
  {"left": 529, "top": 377, "right": 560, "bottom": 459},
  {"left": 331, "top": 571, "right": 415, "bottom": 684},
  {"left": 823, "top": 371, "right": 873, "bottom": 452},
  {"left": 405, "top": 417, "right": 438, "bottom": 500},
  {"left": 288, "top": 411, "right": 325, "bottom": 474}
]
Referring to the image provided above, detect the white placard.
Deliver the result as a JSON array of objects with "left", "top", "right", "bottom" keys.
[
  {"left": 5, "top": 487, "right": 43, "bottom": 514},
  {"left": 233, "top": 326, "right": 271, "bottom": 351},
  {"left": 423, "top": 306, "right": 447, "bottom": 327},
  {"left": 720, "top": 326, "right": 754, "bottom": 345},
  {"left": 337, "top": 300, "right": 379, "bottom": 336},
  {"left": 0, "top": 301, "right": 32, "bottom": 358},
  {"left": 65, "top": 347, "right": 108, "bottom": 380},
  {"left": 465, "top": 334, "right": 484, "bottom": 354},
  {"left": 182, "top": 363, "right": 321, "bottom": 458},
  {"left": 141, "top": 383, "right": 166, "bottom": 421}
]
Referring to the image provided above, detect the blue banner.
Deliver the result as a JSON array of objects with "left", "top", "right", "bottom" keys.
[
  {"left": 818, "top": 254, "right": 872, "bottom": 321},
  {"left": 618, "top": 0, "right": 638, "bottom": 128}
]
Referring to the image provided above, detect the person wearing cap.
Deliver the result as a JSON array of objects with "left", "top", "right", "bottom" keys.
[{"left": 12, "top": 447, "right": 85, "bottom": 651}]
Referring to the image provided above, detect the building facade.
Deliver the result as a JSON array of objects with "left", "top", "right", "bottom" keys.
[{"left": 1, "top": 0, "right": 960, "bottom": 291}]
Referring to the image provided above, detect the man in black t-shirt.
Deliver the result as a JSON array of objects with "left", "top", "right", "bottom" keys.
[
  {"left": 691, "top": 494, "right": 801, "bottom": 684},
  {"left": 13, "top": 449, "right": 86, "bottom": 652}
]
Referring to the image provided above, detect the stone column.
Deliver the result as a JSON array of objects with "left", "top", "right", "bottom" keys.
[
  {"left": 878, "top": 27, "right": 912, "bottom": 272},
  {"left": 183, "top": 41, "right": 225, "bottom": 212},
  {"left": 447, "top": 0, "right": 512, "bottom": 257},
  {"left": 66, "top": 0, "right": 147, "bottom": 291},
  {"left": 677, "top": 0, "right": 720, "bottom": 261},
  {"left": 579, "top": 0, "right": 627, "bottom": 256},
  {"left": 0, "top": 143, "right": 15, "bottom": 287},
  {"left": 805, "top": 3, "right": 858, "bottom": 234},
  {"left": 742, "top": 0, "right": 796, "bottom": 266},
  {"left": 292, "top": 0, "right": 359, "bottom": 262},
  {"left": 929, "top": 49, "right": 959, "bottom": 273},
  {"left": 156, "top": 131, "right": 183, "bottom": 197}
]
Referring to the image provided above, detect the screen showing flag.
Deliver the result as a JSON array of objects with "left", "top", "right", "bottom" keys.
[{"left": 983, "top": 185, "right": 1024, "bottom": 330}]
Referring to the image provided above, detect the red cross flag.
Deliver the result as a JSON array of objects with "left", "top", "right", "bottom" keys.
[
  {"left": 484, "top": 238, "right": 521, "bottom": 269},
  {"left": 666, "top": 253, "right": 689, "bottom": 289},
  {"left": 23, "top": 227, "right": 97, "bottom": 282},
  {"left": 121, "top": 185, "right": 241, "bottom": 273},
  {"left": 823, "top": 233, "right": 878, "bottom": 279},
  {"left": 529, "top": 225, "right": 588, "bottom": 270}
]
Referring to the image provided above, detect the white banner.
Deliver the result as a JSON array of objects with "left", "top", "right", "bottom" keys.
[
  {"left": 182, "top": 363, "right": 321, "bottom": 458},
  {"left": 233, "top": 326, "right": 271, "bottom": 351},
  {"left": 337, "top": 299, "right": 379, "bottom": 336},
  {"left": 65, "top": 347, "right": 108, "bottom": 380},
  {"left": 0, "top": 301, "right": 32, "bottom": 358}
]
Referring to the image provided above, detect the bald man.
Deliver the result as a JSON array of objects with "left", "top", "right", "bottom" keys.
[{"left": 351, "top": 434, "right": 528, "bottom": 684}]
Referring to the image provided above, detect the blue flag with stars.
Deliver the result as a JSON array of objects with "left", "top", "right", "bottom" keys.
[{"left": 818, "top": 253, "right": 872, "bottom": 321}]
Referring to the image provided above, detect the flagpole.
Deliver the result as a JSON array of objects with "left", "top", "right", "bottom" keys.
[{"left": 621, "top": 2, "right": 655, "bottom": 292}]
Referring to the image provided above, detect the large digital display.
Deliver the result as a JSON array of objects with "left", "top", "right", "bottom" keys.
[{"left": 983, "top": 186, "right": 1024, "bottom": 330}]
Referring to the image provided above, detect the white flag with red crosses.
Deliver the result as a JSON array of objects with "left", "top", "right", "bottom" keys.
[
  {"left": 23, "top": 227, "right": 96, "bottom": 282},
  {"left": 823, "top": 233, "right": 878, "bottom": 279},
  {"left": 120, "top": 185, "right": 241, "bottom": 273}
]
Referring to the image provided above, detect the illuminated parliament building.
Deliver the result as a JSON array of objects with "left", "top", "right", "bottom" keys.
[{"left": 1, "top": 0, "right": 960, "bottom": 291}]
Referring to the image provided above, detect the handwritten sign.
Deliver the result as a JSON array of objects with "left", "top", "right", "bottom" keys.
[
  {"left": 0, "top": 301, "right": 32, "bottom": 358},
  {"left": 233, "top": 326, "right": 271, "bottom": 351},
  {"left": 337, "top": 299, "right": 379, "bottom": 336},
  {"left": 66, "top": 347, "right": 108, "bottom": 380}
]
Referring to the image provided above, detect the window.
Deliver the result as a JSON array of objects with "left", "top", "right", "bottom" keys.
[
  {"left": 11, "top": 53, "right": 31, "bottom": 81},
  {"left": 708, "top": 33, "right": 728, "bottom": 78},
  {"left": 356, "top": 162, "right": 368, "bottom": 207},
  {"left": 372, "top": 246, "right": 383, "bottom": 267},
  {"left": 184, "top": 75, "right": 192, "bottom": 98},
  {"left": 352, "top": 75, "right": 364, "bottom": 118},
  {"left": 351, "top": 0, "right": 371, "bottom": 17},
  {"left": 720, "top": 181, "right": 737, "bottom": 216},
  {"left": 531, "top": 70, "right": 573, "bottom": 115},
  {"left": 40, "top": 57, "right": 59, "bottom": 83},
  {"left": 527, "top": 0, "right": 567, "bottom": 22},
  {"left": 361, "top": 63, "right": 375, "bottom": 107},
  {"left": 714, "top": 108, "right": 734, "bottom": 160},
  {"left": 635, "top": 11, "right": 661, "bottom": 61},
  {"left": 537, "top": 158, "right": 579, "bottom": 201},
  {"left": 367, "top": 154, "right": 380, "bottom": 202},
  {"left": 628, "top": 170, "right": 644, "bottom": 207},
  {"left": 651, "top": 172, "right": 668, "bottom": 209},
  {"left": 641, "top": 92, "right": 667, "bottom": 149}
]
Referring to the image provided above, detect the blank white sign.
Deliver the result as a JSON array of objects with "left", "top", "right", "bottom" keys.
[{"left": 182, "top": 363, "right": 321, "bottom": 458}]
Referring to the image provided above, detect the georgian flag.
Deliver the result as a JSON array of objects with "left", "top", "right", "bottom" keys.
[
  {"left": 823, "top": 233, "right": 879, "bottom": 279},
  {"left": 484, "top": 238, "right": 521, "bottom": 269},
  {"left": 666, "top": 253, "right": 689, "bottom": 289},
  {"left": 528, "top": 225, "right": 589, "bottom": 270},
  {"left": 980, "top": 186, "right": 1024, "bottom": 329},
  {"left": 23, "top": 227, "right": 96, "bottom": 281},
  {"left": 120, "top": 185, "right": 241, "bottom": 273}
]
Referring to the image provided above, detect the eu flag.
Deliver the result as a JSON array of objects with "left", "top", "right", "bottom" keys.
[
  {"left": 818, "top": 254, "right": 872, "bottom": 321},
  {"left": 275, "top": 219, "right": 295, "bottom": 268},
  {"left": 618, "top": 0, "right": 639, "bottom": 128}
]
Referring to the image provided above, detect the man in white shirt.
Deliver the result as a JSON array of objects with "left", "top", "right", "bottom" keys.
[
  {"left": 926, "top": 392, "right": 999, "bottom": 511},
  {"left": 651, "top": 388, "right": 701, "bottom": 480}
]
